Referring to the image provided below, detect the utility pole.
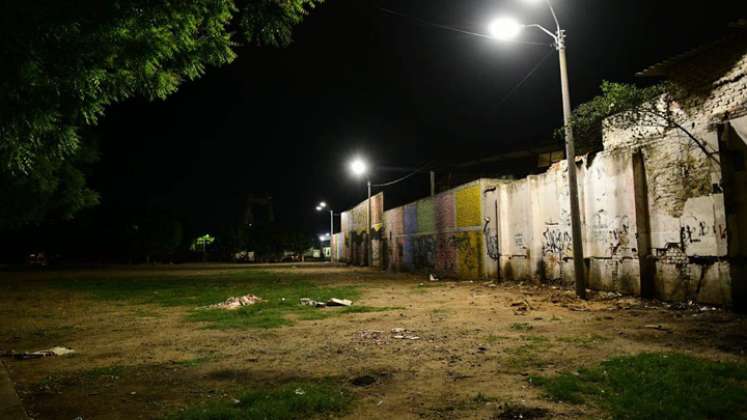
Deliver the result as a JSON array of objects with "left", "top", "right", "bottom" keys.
[
  {"left": 430, "top": 171, "right": 436, "bottom": 196},
  {"left": 367, "top": 180, "right": 372, "bottom": 267},
  {"left": 557, "top": 30, "right": 587, "bottom": 299}
]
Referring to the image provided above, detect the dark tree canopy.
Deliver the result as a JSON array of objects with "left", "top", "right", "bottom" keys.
[{"left": 0, "top": 0, "right": 320, "bottom": 229}]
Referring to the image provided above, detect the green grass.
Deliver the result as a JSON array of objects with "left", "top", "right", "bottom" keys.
[
  {"left": 556, "top": 334, "right": 610, "bottom": 348},
  {"left": 171, "top": 380, "right": 353, "bottom": 420},
  {"left": 509, "top": 322, "right": 533, "bottom": 332},
  {"left": 503, "top": 335, "right": 551, "bottom": 370},
  {"left": 81, "top": 365, "right": 126, "bottom": 380},
  {"left": 57, "top": 270, "right": 392, "bottom": 329},
  {"left": 530, "top": 353, "right": 747, "bottom": 420},
  {"left": 485, "top": 335, "right": 509, "bottom": 344},
  {"left": 174, "top": 357, "right": 213, "bottom": 368}
]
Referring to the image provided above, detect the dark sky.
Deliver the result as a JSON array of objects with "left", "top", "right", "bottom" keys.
[{"left": 92, "top": 0, "right": 744, "bottom": 238}]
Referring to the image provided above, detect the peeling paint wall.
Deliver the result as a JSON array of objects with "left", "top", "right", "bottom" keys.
[{"left": 335, "top": 46, "right": 746, "bottom": 307}]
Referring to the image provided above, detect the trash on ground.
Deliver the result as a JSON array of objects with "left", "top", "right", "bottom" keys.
[
  {"left": 201, "top": 294, "right": 262, "bottom": 310},
  {"left": 391, "top": 328, "right": 420, "bottom": 340},
  {"left": 355, "top": 330, "right": 387, "bottom": 345},
  {"left": 510, "top": 297, "right": 534, "bottom": 315},
  {"left": 300, "top": 298, "right": 326, "bottom": 307},
  {"left": 429, "top": 273, "right": 440, "bottom": 282},
  {"left": 2, "top": 346, "right": 76, "bottom": 360},
  {"left": 327, "top": 298, "right": 352, "bottom": 307},
  {"left": 301, "top": 297, "right": 353, "bottom": 307}
]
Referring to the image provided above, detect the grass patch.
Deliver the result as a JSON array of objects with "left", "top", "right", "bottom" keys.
[
  {"left": 57, "top": 270, "right": 392, "bottom": 329},
  {"left": 509, "top": 323, "right": 533, "bottom": 332},
  {"left": 171, "top": 380, "right": 352, "bottom": 420},
  {"left": 531, "top": 353, "right": 747, "bottom": 420},
  {"left": 174, "top": 357, "right": 213, "bottom": 368},
  {"left": 556, "top": 334, "right": 610, "bottom": 348},
  {"left": 503, "top": 336, "right": 551, "bottom": 371},
  {"left": 485, "top": 335, "right": 509, "bottom": 344},
  {"left": 81, "top": 365, "right": 126, "bottom": 380}
]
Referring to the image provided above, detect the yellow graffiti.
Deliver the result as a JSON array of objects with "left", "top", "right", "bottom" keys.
[
  {"left": 455, "top": 231, "right": 482, "bottom": 278},
  {"left": 456, "top": 185, "right": 481, "bottom": 227}
]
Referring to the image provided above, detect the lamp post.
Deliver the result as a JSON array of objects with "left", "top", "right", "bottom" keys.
[
  {"left": 316, "top": 202, "right": 336, "bottom": 261},
  {"left": 350, "top": 157, "right": 372, "bottom": 267},
  {"left": 489, "top": 0, "right": 587, "bottom": 299}
]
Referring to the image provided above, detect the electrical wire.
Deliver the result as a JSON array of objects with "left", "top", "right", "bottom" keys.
[
  {"left": 493, "top": 49, "right": 555, "bottom": 109},
  {"left": 372, "top": 161, "right": 435, "bottom": 188},
  {"left": 379, "top": 7, "right": 553, "bottom": 48}
]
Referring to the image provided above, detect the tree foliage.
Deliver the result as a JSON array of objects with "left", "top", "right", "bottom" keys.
[
  {"left": 563, "top": 81, "right": 671, "bottom": 148},
  {"left": 567, "top": 81, "right": 719, "bottom": 165},
  {"left": 0, "top": 0, "right": 321, "bottom": 228}
]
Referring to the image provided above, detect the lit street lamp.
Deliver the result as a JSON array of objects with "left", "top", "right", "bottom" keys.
[
  {"left": 316, "top": 201, "right": 336, "bottom": 261},
  {"left": 350, "top": 157, "right": 372, "bottom": 267},
  {"left": 489, "top": 0, "right": 587, "bottom": 299}
]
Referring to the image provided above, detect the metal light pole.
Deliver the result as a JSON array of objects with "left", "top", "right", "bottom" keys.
[
  {"left": 367, "top": 179, "right": 372, "bottom": 267},
  {"left": 490, "top": 0, "right": 587, "bottom": 298},
  {"left": 350, "top": 157, "right": 373, "bottom": 267},
  {"left": 316, "top": 202, "right": 337, "bottom": 262}
]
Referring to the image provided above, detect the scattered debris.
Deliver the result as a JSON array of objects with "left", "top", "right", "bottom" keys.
[
  {"left": 494, "top": 403, "right": 549, "bottom": 419},
  {"left": 391, "top": 328, "right": 420, "bottom": 340},
  {"left": 510, "top": 297, "right": 534, "bottom": 315},
  {"left": 351, "top": 375, "right": 377, "bottom": 387},
  {"left": 300, "top": 298, "right": 326, "bottom": 308},
  {"left": 300, "top": 297, "right": 353, "bottom": 307},
  {"left": 327, "top": 298, "right": 352, "bottom": 307},
  {"left": 429, "top": 273, "right": 440, "bottom": 282},
  {"left": 355, "top": 330, "right": 388, "bottom": 345},
  {"left": 644, "top": 324, "right": 673, "bottom": 333},
  {"left": 201, "top": 294, "right": 262, "bottom": 310},
  {"left": 294, "top": 388, "right": 306, "bottom": 396},
  {"left": 2, "top": 346, "right": 76, "bottom": 360}
]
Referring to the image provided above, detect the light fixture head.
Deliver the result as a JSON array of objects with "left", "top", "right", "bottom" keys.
[
  {"left": 489, "top": 17, "right": 524, "bottom": 41},
  {"left": 319, "top": 201, "right": 327, "bottom": 208},
  {"left": 350, "top": 157, "right": 368, "bottom": 177}
]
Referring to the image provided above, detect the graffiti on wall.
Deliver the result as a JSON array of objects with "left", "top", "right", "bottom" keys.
[
  {"left": 483, "top": 219, "right": 499, "bottom": 261},
  {"left": 680, "top": 216, "right": 710, "bottom": 245},
  {"left": 541, "top": 226, "right": 573, "bottom": 257},
  {"left": 590, "top": 210, "right": 633, "bottom": 257}
]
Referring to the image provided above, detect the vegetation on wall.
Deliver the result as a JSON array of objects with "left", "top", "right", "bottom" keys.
[{"left": 565, "top": 81, "right": 719, "bottom": 166}]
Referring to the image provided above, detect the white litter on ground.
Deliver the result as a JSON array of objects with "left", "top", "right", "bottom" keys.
[{"left": 202, "top": 294, "right": 262, "bottom": 310}]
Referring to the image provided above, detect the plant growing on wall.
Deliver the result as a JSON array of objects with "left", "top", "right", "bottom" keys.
[{"left": 565, "top": 81, "right": 720, "bottom": 166}]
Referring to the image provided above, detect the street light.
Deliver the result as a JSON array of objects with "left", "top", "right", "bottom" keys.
[
  {"left": 316, "top": 202, "right": 335, "bottom": 261},
  {"left": 489, "top": 0, "right": 587, "bottom": 299},
  {"left": 349, "top": 157, "right": 373, "bottom": 267},
  {"left": 488, "top": 17, "right": 523, "bottom": 41}
]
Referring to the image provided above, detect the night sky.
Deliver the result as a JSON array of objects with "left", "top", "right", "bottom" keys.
[{"left": 90, "top": 0, "right": 743, "bottom": 241}]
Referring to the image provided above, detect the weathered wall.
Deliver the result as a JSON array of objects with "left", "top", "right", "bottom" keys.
[
  {"left": 599, "top": 41, "right": 747, "bottom": 305},
  {"left": 335, "top": 43, "right": 746, "bottom": 307},
  {"left": 338, "top": 193, "right": 384, "bottom": 266}
]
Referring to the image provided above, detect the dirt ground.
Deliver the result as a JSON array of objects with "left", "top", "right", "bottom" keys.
[{"left": 1, "top": 264, "right": 745, "bottom": 419}]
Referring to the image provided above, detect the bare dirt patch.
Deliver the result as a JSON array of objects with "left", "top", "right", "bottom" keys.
[{"left": 0, "top": 264, "right": 745, "bottom": 419}]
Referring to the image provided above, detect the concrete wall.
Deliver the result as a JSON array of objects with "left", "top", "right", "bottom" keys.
[
  {"left": 337, "top": 193, "right": 384, "bottom": 266},
  {"left": 334, "top": 44, "right": 746, "bottom": 307},
  {"left": 381, "top": 180, "right": 494, "bottom": 279}
]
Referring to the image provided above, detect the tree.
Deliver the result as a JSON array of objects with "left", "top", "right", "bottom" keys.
[
  {"left": 0, "top": 0, "right": 321, "bottom": 228},
  {"left": 566, "top": 81, "right": 719, "bottom": 165}
]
